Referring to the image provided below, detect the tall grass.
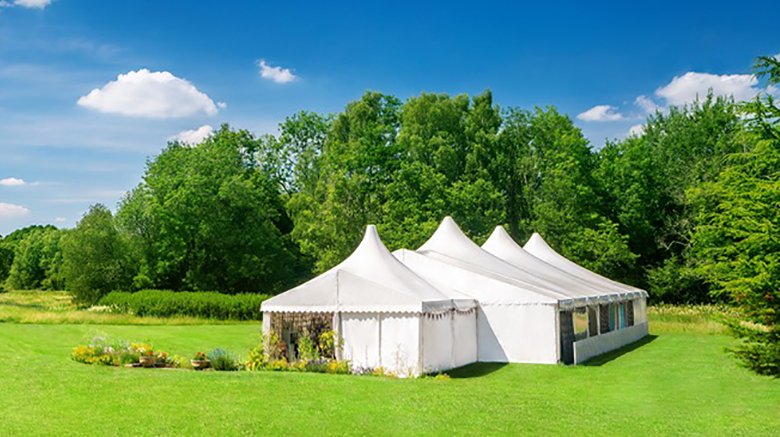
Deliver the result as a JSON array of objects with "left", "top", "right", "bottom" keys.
[
  {"left": 0, "top": 290, "right": 256, "bottom": 325},
  {"left": 100, "top": 290, "right": 267, "bottom": 320},
  {"left": 648, "top": 304, "right": 732, "bottom": 334}
]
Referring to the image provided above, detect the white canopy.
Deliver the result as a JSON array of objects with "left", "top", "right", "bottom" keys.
[
  {"left": 417, "top": 216, "right": 600, "bottom": 307},
  {"left": 261, "top": 225, "right": 476, "bottom": 314},
  {"left": 483, "top": 226, "right": 626, "bottom": 303},
  {"left": 523, "top": 232, "right": 647, "bottom": 299},
  {"left": 394, "top": 249, "right": 559, "bottom": 305}
]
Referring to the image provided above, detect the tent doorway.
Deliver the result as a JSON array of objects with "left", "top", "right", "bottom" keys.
[{"left": 559, "top": 311, "right": 574, "bottom": 364}]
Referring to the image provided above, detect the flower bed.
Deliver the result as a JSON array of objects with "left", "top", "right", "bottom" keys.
[
  {"left": 71, "top": 331, "right": 448, "bottom": 378},
  {"left": 70, "top": 336, "right": 180, "bottom": 368}
]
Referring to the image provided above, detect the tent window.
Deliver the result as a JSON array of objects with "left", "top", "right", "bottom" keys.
[
  {"left": 559, "top": 311, "right": 574, "bottom": 364},
  {"left": 573, "top": 307, "right": 588, "bottom": 341},
  {"left": 626, "top": 301, "right": 635, "bottom": 326},
  {"left": 599, "top": 304, "right": 610, "bottom": 334},
  {"left": 588, "top": 306, "right": 598, "bottom": 336},
  {"left": 608, "top": 304, "right": 617, "bottom": 332},
  {"left": 618, "top": 303, "right": 627, "bottom": 329}
]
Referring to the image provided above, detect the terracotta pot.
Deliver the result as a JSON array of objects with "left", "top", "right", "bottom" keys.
[
  {"left": 191, "top": 359, "right": 210, "bottom": 370},
  {"left": 139, "top": 355, "right": 156, "bottom": 368}
]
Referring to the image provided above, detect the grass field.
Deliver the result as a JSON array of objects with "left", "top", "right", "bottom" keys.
[{"left": 0, "top": 291, "right": 778, "bottom": 435}]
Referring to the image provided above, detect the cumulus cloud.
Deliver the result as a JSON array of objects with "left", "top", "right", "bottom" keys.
[
  {"left": 0, "top": 0, "right": 51, "bottom": 8},
  {"left": 628, "top": 124, "right": 645, "bottom": 137},
  {"left": 15, "top": 0, "right": 51, "bottom": 8},
  {"left": 258, "top": 59, "right": 297, "bottom": 84},
  {"left": 77, "top": 69, "right": 221, "bottom": 118},
  {"left": 0, "top": 202, "right": 30, "bottom": 218},
  {"left": 53, "top": 216, "right": 66, "bottom": 223},
  {"left": 655, "top": 72, "right": 761, "bottom": 106},
  {"left": 0, "top": 177, "right": 25, "bottom": 186},
  {"left": 635, "top": 95, "right": 660, "bottom": 114},
  {"left": 171, "top": 125, "right": 213, "bottom": 144},
  {"left": 577, "top": 105, "right": 624, "bottom": 122}
]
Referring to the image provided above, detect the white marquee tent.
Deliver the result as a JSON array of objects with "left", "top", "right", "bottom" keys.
[
  {"left": 262, "top": 217, "right": 650, "bottom": 374},
  {"left": 261, "top": 225, "right": 478, "bottom": 376}
]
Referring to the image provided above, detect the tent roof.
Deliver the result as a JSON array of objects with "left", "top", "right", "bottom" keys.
[
  {"left": 523, "top": 232, "right": 647, "bottom": 298},
  {"left": 418, "top": 216, "right": 607, "bottom": 305},
  {"left": 483, "top": 226, "right": 627, "bottom": 301},
  {"left": 395, "top": 248, "right": 559, "bottom": 305},
  {"left": 262, "top": 225, "right": 475, "bottom": 313}
]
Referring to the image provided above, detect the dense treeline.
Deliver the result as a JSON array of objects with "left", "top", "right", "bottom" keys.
[{"left": 1, "top": 56, "right": 777, "bottom": 373}]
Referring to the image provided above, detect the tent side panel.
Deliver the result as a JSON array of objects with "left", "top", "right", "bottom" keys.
[
  {"left": 452, "top": 311, "right": 478, "bottom": 368},
  {"left": 477, "top": 304, "right": 558, "bottom": 364},
  {"left": 573, "top": 321, "right": 649, "bottom": 364},
  {"left": 422, "top": 314, "right": 454, "bottom": 373},
  {"left": 341, "top": 313, "right": 381, "bottom": 369},
  {"left": 633, "top": 297, "right": 648, "bottom": 324},
  {"left": 379, "top": 314, "right": 420, "bottom": 377}
]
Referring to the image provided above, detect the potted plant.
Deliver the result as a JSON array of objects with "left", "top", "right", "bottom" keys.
[
  {"left": 191, "top": 351, "right": 210, "bottom": 370},
  {"left": 155, "top": 351, "right": 170, "bottom": 368},
  {"left": 139, "top": 349, "right": 156, "bottom": 368}
]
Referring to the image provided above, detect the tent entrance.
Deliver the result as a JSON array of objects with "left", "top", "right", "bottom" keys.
[
  {"left": 559, "top": 311, "right": 574, "bottom": 364},
  {"left": 269, "top": 312, "right": 335, "bottom": 361}
]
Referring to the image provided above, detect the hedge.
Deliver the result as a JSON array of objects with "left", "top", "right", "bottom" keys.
[{"left": 99, "top": 290, "right": 269, "bottom": 320}]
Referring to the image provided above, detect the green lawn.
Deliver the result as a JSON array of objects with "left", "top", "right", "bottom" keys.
[{"left": 0, "top": 294, "right": 777, "bottom": 435}]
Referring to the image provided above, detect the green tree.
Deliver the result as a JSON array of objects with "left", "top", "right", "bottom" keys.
[
  {"left": 0, "top": 240, "right": 14, "bottom": 284},
  {"left": 5, "top": 227, "right": 65, "bottom": 290},
  {"left": 594, "top": 95, "right": 743, "bottom": 299},
  {"left": 117, "top": 125, "right": 303, "bottom": 293},
  {"left": 288, "top": 92, "right": 402, "bottom": 271},
  {"left": 258, "top": 111, "right": 331, "bottom": 194},
  {"left": 62, "top": 204, "right": 136, "bottom": 304},
  {"left": 509, "top": 107, "right": 636, "bottom": 280},
  {"left": 688, "top": 56, "right": 780, "bottom": 375}
]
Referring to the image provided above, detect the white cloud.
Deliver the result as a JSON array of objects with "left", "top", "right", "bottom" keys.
[
  {"left": 2, "top": 0, "right": 52, "bottom": 8},
  {"left": 53, "top": 216, "right": 66, "bottom": 223},
  {"left": 655, "top": 72, "right": 761, "bottom": 106},
  {"left": 577, "top": 105, "right": 624, "bottom": 122},
  {"left": 171, "top": 125, "right": 213, "bottom": 144},
  {"left": 0, "top": 202, "right": 30, "bottom": 218},
  {"left": 628, "top": 124, "right": 645, "bottom": 136},
  {"left": 0, "top": 177, "right": 25, "bottom": 186},
  {"left": 77, "top": 69, "right": 221, "bottom": 118},
  {"left": 634, "top": 95, "right": 660, "bottom": 114},
  {"left": 258, "top": 59, "right": 297, "bottom": 84}
]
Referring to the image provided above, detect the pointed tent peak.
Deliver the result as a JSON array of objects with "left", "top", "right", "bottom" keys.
[
  {"left": 346, "top": 224, "right": 394, "bottom": 264},
  {"left": 418, "top": 215, "right": 477, "bottom": 253},
  {"left": 483, "top": 225, "right": 515, "bottom": 249},
  {"left": 524, "top": 232, "right": 553, "bottom": 251}
]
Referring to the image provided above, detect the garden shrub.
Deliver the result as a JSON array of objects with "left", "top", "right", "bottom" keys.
[
  {"left": 99, "top": 290, "right": 269, "bottom": 320},
  {"left": 71, "top": 345, "right": 113, "bottom": 365},
  {"left": 297, "top": 335, "right": 319, "bottom": 361},
  {"left": 208, "top": 348, "right": 239, "bottom": 371}
]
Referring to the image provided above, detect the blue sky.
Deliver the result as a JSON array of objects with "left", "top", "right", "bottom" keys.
[{"left": 0, "top": 0, "right": 778, "bottom": 235}]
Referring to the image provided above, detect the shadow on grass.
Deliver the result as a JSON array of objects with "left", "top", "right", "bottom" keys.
[
  {"left": 448, "top": 362, "right": 508, "bottom": 378},
  {"left": 581, "top": 334, "right": 658, "bottom": 366}
]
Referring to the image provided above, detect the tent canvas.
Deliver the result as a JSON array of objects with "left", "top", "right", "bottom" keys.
[
  {"left": 261, "top": 225, "right": 478, "bottom": 376},
  {"left": 523, "top": 232, "right": 646, "bottom": 298},
  {"left": 483, "top": 226, "right": 638, "bottom": 303}
]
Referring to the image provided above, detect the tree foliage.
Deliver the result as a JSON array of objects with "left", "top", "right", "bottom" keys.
[
  {"left": 687, "top": 56, "right": 780, "bottom": 375},
  {"left": 594, "top": 95, "right": 744, "bottom": 300},
  {"left": 117, "top": 125, "right": 306, "bottom": 294},
  {"left": 61, "top": 204, "right": 136, "bottom": 305},
  {"left": 5, "top": 226, "right": 65, "bottom": 290}
]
